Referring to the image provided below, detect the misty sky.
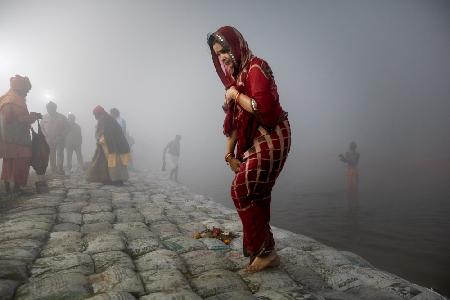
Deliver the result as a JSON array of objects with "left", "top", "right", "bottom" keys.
[{"left": 1, "top": 0, "right": 449, "bottom": 196}]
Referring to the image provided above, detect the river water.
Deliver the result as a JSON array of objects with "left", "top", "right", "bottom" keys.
[
  {"left": 195, "top": 173, "right": 450, "bottom": 297},
  {"left": 271, "top": 183, "right": 450, "bottom": 297}
]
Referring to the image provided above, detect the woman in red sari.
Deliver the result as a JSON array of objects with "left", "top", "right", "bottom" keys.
[{"left": 207, "top": 26, "right": 291, "bottom": 272}]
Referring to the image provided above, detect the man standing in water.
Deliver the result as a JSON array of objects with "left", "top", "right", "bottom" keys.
[
  {"left": 162, "top": 135, "right": 181, "bottom": 182},
  {"left": 339, "top": 141, "right": 360, "bottom": 193},
  {"left": 42, "top": 101, "right": 69, "bottom": 175}
]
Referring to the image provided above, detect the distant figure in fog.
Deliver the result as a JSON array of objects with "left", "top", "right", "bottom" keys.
[
  {"left": 87, "top": 106, "right": 129, "bottom": 185},
  {"left": 42, "top": 101, "right": 69, "bottom": 175},
  {"left": 65, "top": 113, "right": 83, "bottom": 172},
  {"left": 110, "top": 108, "right": 126, "bottom": 133},
  {"left": 0, "top": 75, "right": 42, "bottom": 194},
  {"left": 207, "top": 26, "right": 291, "bottom": 273},
  {"left": 339, "top": 141, "right": 360, "bottom": 193},
  {"left": 162, "top": 135, "right": 181, "bottom": 182},
  {"left": 110, "top": 107, "right": 135, "bottom": 171}
]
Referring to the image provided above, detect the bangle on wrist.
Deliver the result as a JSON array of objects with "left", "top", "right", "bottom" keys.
[
  {"left": 225, "top": 152, "right": 234, "bottom": 163},
  {"left": 235, "top": 92, "right": 241, "bottom": 104}
]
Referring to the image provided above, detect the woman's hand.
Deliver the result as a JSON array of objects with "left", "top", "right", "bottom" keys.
[
  {"left": 225, "top": 86, "right": 239, "bottom": 105},
  {"left": 228, "top": 157, "right": 241, "bottom": 173}
]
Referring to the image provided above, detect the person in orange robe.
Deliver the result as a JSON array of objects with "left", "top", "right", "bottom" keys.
[
  {"left": 339, "top": 141, "right": 360, "bottom": 193},
  {"left": 0, "top": 75, "right": 41, "bottom": 194}
]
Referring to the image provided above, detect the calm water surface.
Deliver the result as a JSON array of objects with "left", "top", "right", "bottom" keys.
[
  {"left": 200, "top": 178, "right": 450, "bottom": 297},
  {"left": 270, "top": 183, "right": 450, "bottom": 297}
]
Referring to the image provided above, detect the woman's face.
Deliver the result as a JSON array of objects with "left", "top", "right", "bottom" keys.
[{"left": 213, "top": 42, "right": 234, "bottom": 72}]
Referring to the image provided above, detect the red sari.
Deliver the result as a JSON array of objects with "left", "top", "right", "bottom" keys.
[{"left": 208, "top": 26, "right": 291, "bottom": 259}]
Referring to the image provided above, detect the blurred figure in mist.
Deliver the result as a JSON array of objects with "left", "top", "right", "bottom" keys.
[
  {"left": 162, "top": 135, "right": 181, "bottom": 182},
  {"left": 0, "top": 75, "right": 42, "bottom": 195},
  {"left": 87, "top": 106, "right": 130, "bottom": 185},
  {"left": 110, "top": 107, "right": 135, "bottom": 171},
  {"left": 339, "top": 141, "right": 360, "bottom": 193},
  {"left": 110, "top": 108, "right": 126, "bottom": 133},
  {"left": 339, "top": 141, "right": 360, "bottom": 224},
  {"left": 42, "top": 101, "right": 69, "bottom": 175},
  {"left": 65, "top": 113, "right": 83, "bottom": 173}
]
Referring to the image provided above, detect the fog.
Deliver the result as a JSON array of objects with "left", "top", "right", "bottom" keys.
[
  {"left": 2, "top": 0, "right": 450, "bottom": 294},
  {"left": 1, "top": 0, "right": 449, "bottom": 198}
]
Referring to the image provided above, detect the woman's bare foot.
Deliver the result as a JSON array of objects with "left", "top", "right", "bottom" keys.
[{"left": 244, "top": 251, "right": 280, "bottom": 273}]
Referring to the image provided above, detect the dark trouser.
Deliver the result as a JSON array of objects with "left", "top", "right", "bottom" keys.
[
  {"left": 66, "top": 144, "right": 83, "bottom": 171},
  {"left": 49, "top": 142, "right": 65, "bottom": 173}
]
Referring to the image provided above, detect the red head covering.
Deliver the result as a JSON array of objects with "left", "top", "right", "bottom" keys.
[
  {"left": 207, "top": 26, "right": 254, "bottom": 89},
  {"left": 208, "top": 26, "right": 256, "bottom": 140},
  {"left": 208, "top": 26, "right": 283, "bottom": 158},
  {"left": 93, "top": 105, "right": 106, "bottom": 119},
  {"left": 10, "top": 75, "right": 32, "bottom": 92}
]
